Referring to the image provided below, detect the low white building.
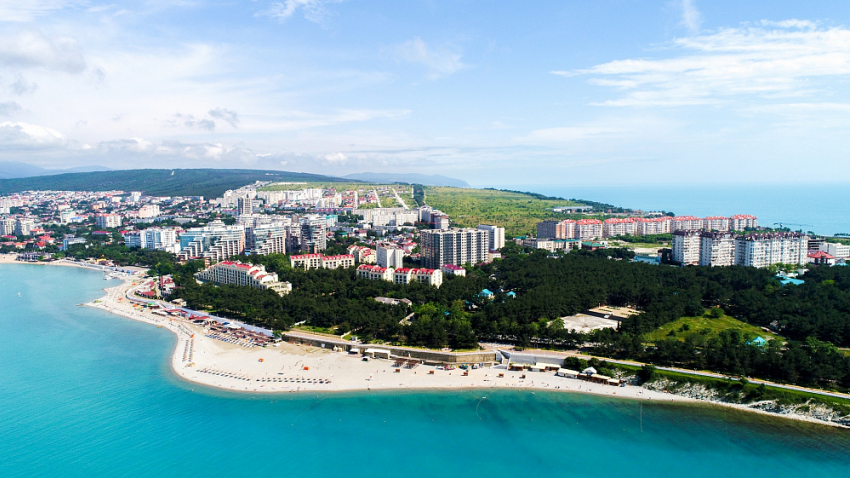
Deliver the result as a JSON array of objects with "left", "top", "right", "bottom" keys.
[{"left": 194, "top": 261, "right": 291, "bottom": 295}]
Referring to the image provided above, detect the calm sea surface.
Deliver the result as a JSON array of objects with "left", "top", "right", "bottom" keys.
[
  {"left": 492, "top": 183, "right": 850, "bottom": 236},
  {"left": 2, "top": 264, "right": 849, "bottom": 477}
]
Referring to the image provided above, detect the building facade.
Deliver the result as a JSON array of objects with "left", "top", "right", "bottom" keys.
[
  {"left": 477, "top": 224, "right": 505, "bottom": 250},
  {"left": 194, "top": 261, "right": 291, "bottom": 295},
  {"left": 377, "top": 244, "right": 404, "bottom": 268},
  {"left": 419, "top": 228, "right": 489, "bottom": 269},
  {"left": 96, "top": 214, "right": 122, "bottom": 229}
]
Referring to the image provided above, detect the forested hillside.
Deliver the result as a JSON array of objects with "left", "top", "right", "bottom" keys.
[{"left": 0, "top": 169, "right": 348, "bottom": 197}]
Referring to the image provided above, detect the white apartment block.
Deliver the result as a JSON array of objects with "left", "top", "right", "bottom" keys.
[
  {"left": 246, "top": 224, "right": 288, "bottom": 255},
  {"left": 289, "top": 253, "right": 355, "bottom": 270},
  {"left": 419, "top": 228, "right": 490, "bottom": 269},
  {"left": 0, "top": 217, "right": 16, "bottom": 235},
  {"left": 735, "top": 233, "right": 808, "bottom": 268},
  {"left": 137, "top": 204, "right": 161, "bottom": 219},
  {"left": 699, "top": 232, "right": 737, "bottom": 267},
  {"left": 15, "top": 217, "right": 36, "bottom": 236},
  {"left": 635, "top": 217, "right": 671, "bottom": 235},
  {"left": 671, "top": 216, "right": 702, "bottom": 232},
  {"left": 377, "top": 244, "right": 404, "bottom": 268},
  {"left": 819, "top": 242, "right": 850, "bottom": 259},
  {"left": 575, "top": 220, "right": 603, "bottom": 240},
  {"left": 96, "top": 214, "right": 122, "bottom": 229},
  {"left": 729, "top": 214, "right": 758, "bottom": 231},
  {"left": 194, "top": 261, "right": 291, "bottom": 296},
  {"left": 392, "top": 268, "right": 443, "bottom": 288},
  {"left": 178, "top": 220, "right": 245, "bottom": 262},
  {"left": 603, "top": 218, "right": 638, "bottom": 237},
  {"left": 477, "top": 224, "right": 505, "bottom": 250},
  {"left": 357, "top": 264, "right": 394, "bottom": 281},
  {"left": 124, "top": 228, "right": 180, "bottom": 253},
  {"left": 347, "top": 245, "right": 377, "bottom": 264},
  {"left": 672, "top": 230, "right": 701, "bottom": 265},
  {"left": 702, "top": 216, "right": 730, "bottom": 231}
]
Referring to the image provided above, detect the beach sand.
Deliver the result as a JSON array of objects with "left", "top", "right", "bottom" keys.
[{"left": 4, "top": 256, "right": 842, "bottom": 428}]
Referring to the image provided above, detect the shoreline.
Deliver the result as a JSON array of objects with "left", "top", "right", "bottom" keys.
[{"left": 2, "top": 257, "right": 848, "bottom": 430}]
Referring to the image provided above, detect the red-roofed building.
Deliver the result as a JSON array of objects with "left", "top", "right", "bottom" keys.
[
  {"left": 357, "top": 264, "right": 394, "bottom": 281},
  {"left": 195, "top": 261, "right": 292, "bottom": 295},
  {"left": 808, "top": 251, "right": 837, "bottom": 266}
]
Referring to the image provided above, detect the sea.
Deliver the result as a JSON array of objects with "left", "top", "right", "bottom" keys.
[
  {"left": 489, "top": 183, "right": 850, "bottom": 237},
  {"left": 1, "top": 264, "right": 849, "bottom": 477}
]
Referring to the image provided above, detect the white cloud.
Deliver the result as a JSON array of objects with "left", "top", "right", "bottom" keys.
[
  {"left": 0, "top": 0, "right": 81, "bottom": 23},
  {"left": 0, "top": 121, "right": 66, "bottom": 149},
  {"left": 395, "top": 37, "right": 465, "bottom": 80},
  {"left": 679, "top": 0, "right": 702, "bottom": 33},
  {"left": 255, "top": 0, "right": 340, "bottom": 24},
  {"left": 562, "top": 22, "right": 850, "bottom": 107},
  {"left": 0, "top": 30, "right": 87, "bottom": 73},
  {"left": 323, "top": 152, "right": 347, "bottom": 163}
]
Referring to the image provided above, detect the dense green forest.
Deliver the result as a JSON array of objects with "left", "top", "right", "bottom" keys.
[
  {"left": 0, "top": 169, "right": 349, "bottom": 197},
  {"left": 69, "top": 241, "right": 850, "bottom": 390}
]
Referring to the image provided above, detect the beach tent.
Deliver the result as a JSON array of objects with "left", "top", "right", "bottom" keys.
[
  {"left": 557, "top": 369, "right": 579, "bottom": 378},
  {"left": 530, "top": 364, "right": 546, "bottom": 372},
  {"left": 537, "top": 363, "right": 562, "bottom": 371},
  {"left": 582, "top": 367, "right": 597, "bottom": 376}
]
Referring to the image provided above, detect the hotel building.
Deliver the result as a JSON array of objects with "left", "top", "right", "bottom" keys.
[
  {"left": 419, "top": 228, "right": 490, "bottom": 269},
  {"left": 195, "top": 261, "right": 291, "bottom": 295}
]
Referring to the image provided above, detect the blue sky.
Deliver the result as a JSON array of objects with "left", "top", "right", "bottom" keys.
[{"left": 1, "top": 0, "right": 850, "bottom": 186}]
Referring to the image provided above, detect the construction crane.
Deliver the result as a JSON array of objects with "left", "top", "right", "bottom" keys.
[{"left": 774, "top": 222, "right": 812, "bottom": 231}]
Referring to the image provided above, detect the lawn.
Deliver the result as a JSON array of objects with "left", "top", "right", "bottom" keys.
[
  {"left": 422, "top": 186, "right": 588, "bottom": 237},
  {"left": 645, "top": 314, "right": 781, "bottom": 345}
]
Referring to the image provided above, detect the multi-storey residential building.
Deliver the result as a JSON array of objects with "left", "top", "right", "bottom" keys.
[
  {"left": 440, "top": 264, "right": 466, "bottom": 277},
  {"left": 245, "top": 224, "right": 288, "bottom": 255},
  {"left": 290, "top": 253, "right": 323, "bottom": 270},
  {"left": 96, "top": 214, "right": 122, "bottom": 229},
  {"left": 377, "top": 244, "right": 404, "bottom": 268},
  {"left": 1, "top": 217, "right": 17, "bottom": 235},
  {"left": 347, "top": 245, "right": 377, "bottom": 264},
  {"left": 635, "top": 217, "right": 671, "bottom": 235},
  {"left": 289, "top": 253, "right": 354, "bottom": 269},
  {"left": 61, "top": 236, "right": 87, "bottom": 251},
  {"left": 124, "top": 228, "right": 180, "bottom": 253},
  {"left": 819, "top": 242, "right": 850, "bottom": 259},
  {"left": 574, "top": 219, "right": 603, "bottom": 240},
  {"left": 735, "top": 232, "right": 808, "bottom": 268},
  {"left": 137, "top": 205, "right": 161, "bottom": 219},
  {"left": 536, "top": 220, "right": 575, "bottom": 240},
  {"left": 178, "top": 220, "right": 245, "bottom": 262},
  {"left": 237, "top": 197, "right": 253, "bottom": 216},
  {"left": 672, "top": 230, "right": 701, "bottom": 265},
  {"left": 699, "top": 232, "right": 736, "bottom": 266},
  {"left": 393, "top": 268, "right": 415, "bottom": 285},
  {"left": 321, "top": 254, "right": 355, "bottom": 269},
  {"left": 729, "top": 214, "right": 758, "bottom": 231},
  {"left": 194, "top": 261, "right": 291, "bottom": 295},
  {"left": 702, "top": 216, "right": 730, "bottom": 232},
  {"left": 14, "top": 217, "right": 36, "bottom": 236},
  {"left": 671, "top": 216, "right": 702, "bottom": 232},
  {"left": 477, "top": 224, "right": 505, "bottom": 250},
  {"left": 415, "top": 268, "right": 442, "bottom": 288},
  {"left": 300, "top": 216, "right": 327, "bottom": 253},
  {"left": 419, "top": 228, "right": 489, "bottom": 269},
  {"left": 522, "top": 238, "right": 555, "bottom": 251},
  {"left": 357, "top": 264, "right": 394, "bottom": 281},
  {"left": 603, "top": 218, "right": 638, "bottom": 237}
]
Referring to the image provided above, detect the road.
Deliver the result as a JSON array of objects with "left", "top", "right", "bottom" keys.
[{"left": 391, "top": 187, "right": 409, "bottom": 210}]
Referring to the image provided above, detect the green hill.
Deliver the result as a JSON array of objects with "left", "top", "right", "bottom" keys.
[{"left": 0, "top": 169, "right": 350, "bottom": 198}]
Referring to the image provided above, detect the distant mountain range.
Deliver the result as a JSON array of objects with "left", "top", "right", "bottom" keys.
[
  {"left": 0, "top": 161, "right": 112, "bottom": 179},
  {"left": 0, "top": 169, "right": 350, "bottom": 198},
  {"left": 344, "top": 172, "right": 470, "bottom": 188}
]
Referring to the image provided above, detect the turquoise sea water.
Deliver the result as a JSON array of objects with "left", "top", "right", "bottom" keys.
[{"left": 2, "top": 264, "right": 849, "bottom": 477}]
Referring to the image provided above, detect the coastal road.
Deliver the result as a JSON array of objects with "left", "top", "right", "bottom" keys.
[{"left": 583, "top": 355, "right": 850, "bottom": 401}]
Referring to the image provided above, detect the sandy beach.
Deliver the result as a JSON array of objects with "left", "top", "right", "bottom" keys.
[{"left": 2, "top": 255, "right": 845, "bottom": 428}]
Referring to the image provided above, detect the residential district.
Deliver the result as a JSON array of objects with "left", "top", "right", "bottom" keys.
[{"left": 2, "top": 182, "right": 848, "bottom": 293}]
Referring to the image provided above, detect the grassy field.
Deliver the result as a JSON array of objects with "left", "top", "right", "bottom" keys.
[
  {"left": 645, "top": 314, "right": 781, "bottom": 345},
  {"left": 422, "top": 187, "right": 586, "bottom": 237}
]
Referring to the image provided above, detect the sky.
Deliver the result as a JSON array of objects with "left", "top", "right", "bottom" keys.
[{"left": 1, "top": 0, "right": 850, "bottom": 186}]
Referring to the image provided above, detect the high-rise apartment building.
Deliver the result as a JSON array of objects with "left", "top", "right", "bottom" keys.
[
  {"left": 299, "top": 216, "right": 327, "bottom": 253},
  {"left": 96, "top": 214, "right": 122, "bottom": 229},
  {"left": 377, "top": 243, "right": 404, "bottom": 268},
  {"left": 477, "top": 224, "right": 505, "bottom": 251},
  {"left": 419, "top": 228, "right": 489, "bottom": 269},
  {"left": 674, "top": 230, "right": 808, "bottom": 268},
  {"left": 178, "top": 220, "right": 246, "bottom": 262},
  {"left": 237, "top": 197, "right": 253, "bottom": 216},
  {"left": 699, "top": 232, "right": 736, "bottom": 267},
  {"left": 124, "top": 228, "right": 180, "bottom": 253},
  {"left": 245, "top": 224, "right": 288, "bottom": 255},
  {"left": 672, "top": 230, "right": 701, "bottom": 265}
]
